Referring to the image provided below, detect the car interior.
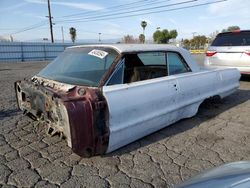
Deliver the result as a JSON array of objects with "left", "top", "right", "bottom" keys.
[
  {"left": 123, "top": 52, "right": 191, "bottom": 84},
  {"left": 123, "top": 53, "right": 167, "bottom": 83},
  {"left": 106, "top": 51, "right": 191, "bottom": 86}
]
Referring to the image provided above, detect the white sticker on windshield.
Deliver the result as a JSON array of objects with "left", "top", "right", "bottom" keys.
[{"left": 88, "top": 49, "right": 108, "bottom": 59}]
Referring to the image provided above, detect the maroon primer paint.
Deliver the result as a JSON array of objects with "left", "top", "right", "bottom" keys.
[
  {"left": 15, "top": 80, "right": 109, "bottom": 157},
  {"left": 61, "top": 87, "right": 109, "bottom": 156}
]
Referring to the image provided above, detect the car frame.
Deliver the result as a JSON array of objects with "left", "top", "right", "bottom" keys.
[{"left": 15, "top": 44, "right": 240, "bottom": 157}]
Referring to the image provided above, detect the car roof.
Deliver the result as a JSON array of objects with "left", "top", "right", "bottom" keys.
[
  {"left": 67, "top": 44, "right": 201, "bottom": 72},
  {"left": 67, "top": 44, "right": 180, "bottom": 53}
]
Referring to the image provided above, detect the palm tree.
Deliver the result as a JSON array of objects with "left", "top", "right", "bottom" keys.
[
  {"left": 139, "top": 34, "right": 145, "bottom": 43},
  {"left": 141, "top": 21, "right": 147, "bottom": 35},
  {"left": 141, "top": 21, "right": 147, "bottom": 43},
  {"left": 69, "top": 27, "right": 77, "bottom": 43}
]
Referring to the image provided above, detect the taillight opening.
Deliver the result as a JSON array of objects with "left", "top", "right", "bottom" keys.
[{"left": 206, "top": 51, "right": 217, "bottom": 57}]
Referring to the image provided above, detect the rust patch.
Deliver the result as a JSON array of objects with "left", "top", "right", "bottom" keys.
[{"left": 15, "top": 79, "right": 109, "bottom": 157}]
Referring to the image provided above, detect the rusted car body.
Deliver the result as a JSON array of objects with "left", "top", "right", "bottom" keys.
[{"left": 15, "top": 44, "right": 240, "bottom": 156}]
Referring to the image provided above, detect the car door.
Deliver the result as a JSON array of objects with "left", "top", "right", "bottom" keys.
[
  {"left": 102, "top": 52, "right": 179, "bottom": 152},
  {"left": 167, "top": 52, "right": 220, "bottom": 118}
]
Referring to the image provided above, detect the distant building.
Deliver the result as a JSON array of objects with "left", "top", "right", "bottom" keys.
[{"left": 0, "top": 36, "right": 11, "bottom": 42}]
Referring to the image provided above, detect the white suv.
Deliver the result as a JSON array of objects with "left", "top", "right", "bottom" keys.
[{"left": 204, "top": 30, "right": 250, "bottom": 75}]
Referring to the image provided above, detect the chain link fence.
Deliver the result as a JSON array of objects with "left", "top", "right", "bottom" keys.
[{"left": 0, "top": 42, "right": 83, "bottom": 62}]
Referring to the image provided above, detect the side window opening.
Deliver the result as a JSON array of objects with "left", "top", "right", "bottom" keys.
[
  {"left": 124, "top": 52, "right": 167, "bottom": 83},
  {"left": 106, "top": 59, "right": 125, "bottom": 85},
  {"left": 106, "top": 51, "right": 190, "bottom": 86},
  {"left": 167, "top": 52, "right": 190, "bottom": 75}
]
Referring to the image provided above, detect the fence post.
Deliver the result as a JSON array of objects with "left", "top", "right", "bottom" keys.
[
  {"left": 21, "top": 42, "right": 24, "bottom": 62},
  {"left": 43, "top": 43, "right": 46, "bottom": 60}
]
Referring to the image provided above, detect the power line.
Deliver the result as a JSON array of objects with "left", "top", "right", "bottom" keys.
[
  {"left": 59, "top": 0, "right": 168, "bottom": 19},
  {"left": 0, "top": 28, "right": 23, "bottom": 31},
  {"left": 67, "top": 29, "right": 124, "bottom": 37},
  {"left": 1, "top": 0, "right": 179, "bottom": 35},
  {"left": 10, "top": 22, "right": 47, "bottom": 35},
  {"left": 56, "top": 0, "right": 227, "bottom": 24},
  {"left": 60, "top": 0, "right": 152, "bottom": 18},
  {"left": 3, "top": 0, "right": 154, "bottom": 36},
  {"left": 56, "top": 0, "right": 196, "bottom": 23},
  {"left": 5, "top": 0, "right": 227, "bottom": 38},
  {"left": 2, "top": 23, "right": 123, "bottom": 38}
]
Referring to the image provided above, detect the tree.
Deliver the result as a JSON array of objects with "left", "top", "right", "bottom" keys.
[
  {"left": 169, "top": 30, "right": 178, "bottom": 39},
  {"left": 141, "top": 21, "right": 147, "bottom": 36},
  {"left": 153, "top": 30, "right": 162, "bottom": 43},
  {"left": 139, "top": 34, "right": 145, "bottom": 43},
  {"left": 69, "top": 27, "right": 77, "bottom": 43},
  {"left": 189, "top": 35, "right": 207, "bottom": 49},
  {"left": 183, "top": 39, "right": 190, "bottom": 49},
  {"left": 122, "top": 35, "right": 138, "bottom": 43},
  {"left": 208, "top": 30, "right": 219, "bottom": 44},
  {"left": 140, "top": 21, "right": 147, "bottom": 43},
  {"left": 153, "top": 29, "right": 178, "bottom": 44},
  {"left": 222, "top": 26, "right": 240, "bottom": 32}
]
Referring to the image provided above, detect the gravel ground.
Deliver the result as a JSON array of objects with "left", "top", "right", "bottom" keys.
[{"left": 0, "top": 58, "right": 250, "bottom": 188}]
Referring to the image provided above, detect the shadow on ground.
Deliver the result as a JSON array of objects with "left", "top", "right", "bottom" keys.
[{"left": 0, "top": 109, "right": 20, "bottom": 120}]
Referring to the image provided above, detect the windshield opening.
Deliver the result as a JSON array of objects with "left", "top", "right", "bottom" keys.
[{"left": 37, "top": 47, "right": 118, "bottom": 87}]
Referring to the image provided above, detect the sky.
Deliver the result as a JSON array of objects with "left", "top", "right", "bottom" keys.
[{"left": 0, "top": 0, "right": 249, "bottom": 42}]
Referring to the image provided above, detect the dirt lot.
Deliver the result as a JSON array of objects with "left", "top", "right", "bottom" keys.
[{"left": 0, "top": 58, "right": 250, "bottom": 188}]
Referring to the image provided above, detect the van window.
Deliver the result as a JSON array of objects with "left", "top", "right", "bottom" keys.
[{"left": 212, "top": 31, "right": 250, "bottom": 46}]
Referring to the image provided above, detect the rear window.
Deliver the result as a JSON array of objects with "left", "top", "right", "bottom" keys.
[
  {"left": 211, "top": 31, "right": 250, "bottom": 46},
  {"left": 137, "top": 52, "right": 166, "bottom": 66},
  {"left": 38, "top": 47, "right": 118, "bottom": 86}
]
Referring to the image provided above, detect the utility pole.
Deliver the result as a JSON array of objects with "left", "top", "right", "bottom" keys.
[
  {"left": 192, "top": 32, "right": 197, "bottom": 38},
  {"left": 47, "top": 0, "right": 54, "bottom": 43},
  {"left": 61, "top": 26, "right": 64, "bottom": 43},
  {"left": 98, "top": 33, "right": 101, "bottom": 43}
]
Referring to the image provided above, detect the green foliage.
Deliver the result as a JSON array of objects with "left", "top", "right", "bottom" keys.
[
  {"left": 192, "top": 35, "right": 207, "bottom": 49},
  {"left": 182, "top": 35, "right": 208, "bottom": 49},
  {"left": 169, "top": 30, "right": 178, "bottom": 39},
  {"left": 69, "top": 27, "right": 77, "bottom": 43},
  {"left": 222, "top": 26, "right": 240, "bottom": 32},
  {"left": 139, "top": 34, "right": 145, "bottom": 43},
  {"left": 153, "top": 29, "right": 178, "bottom": 44},
  {"left": 183, "top": 39, "right": 190, "bottom": 49},
  {"left": 153, "top": 30, "right": 162, "bottom": 43},
  {"left": 141, "top": 21, "right": 147, "bottom": 31}
]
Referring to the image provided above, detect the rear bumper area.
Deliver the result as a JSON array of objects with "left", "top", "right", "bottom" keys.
[{"left": 15, "top": 79, "right": 109, "bottom": 157}]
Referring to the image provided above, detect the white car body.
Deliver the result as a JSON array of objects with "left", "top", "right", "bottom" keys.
[
  {"left": 15, "top": 44, "right": 240, "bottom": 156},
  {"left": 101, "top": 45, "right": 240, "bottom": 152},
  {"left": 204, "top": 30, "right": 250, "bottom": 74}
]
